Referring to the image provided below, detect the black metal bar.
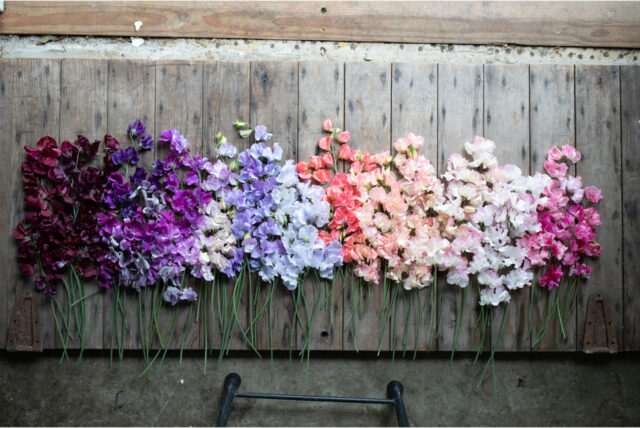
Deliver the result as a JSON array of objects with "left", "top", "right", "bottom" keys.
[
  {"left": 235, "top": 391, "right": 395, "bottom": 405},
  {"left": 387, "top": 380, "right": 409, "bottom": 427},
  {"left": 216, "top": 373, "right": 409, "bottom": 427},
  {"left": 215, "top": 373, "right": 241, "bottom": 427}
]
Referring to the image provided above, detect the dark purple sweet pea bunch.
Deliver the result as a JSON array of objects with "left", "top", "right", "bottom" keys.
[{"left": 14, "top": 135, "right": 113, "bottom": 295}]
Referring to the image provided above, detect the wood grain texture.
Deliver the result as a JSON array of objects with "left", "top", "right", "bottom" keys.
[
  {"left": 0, "top": 60, "right": 13, "bottom": 349},
  {"left": 484, "top": 64, "right": 530, "bottom": 352},
  {"left": 622, "top": 66, "right": 640, "bottom": 351},
  {"left": 155, "top": 60, "right": 203, "bottom": 350},
  {"left": 575, "top": 65, "right": 623, "bottom": 352},
  {"left": 105, "top": 59, "right": 156, "bottom": 350},
  {"left": 529, "top": 64, "right": 577, "bottom": 352},
  {"left": 436, "top": 63, "right": 484, "bottom": 353},
  {"left": 250, "top": 61, "right": 298, "bottom": 351},
  {"left": 202, "top": 61, "right": 251, "bottom": 351},
  {"left": 390, "top": 63, "right": 438, "bottom": 353},
  {"left": 298, "top": 61, "right": 344, "bottom": 351},
  {"left": 59, "top": 58, "right": 108, "bottom": 350},
  {"left": 10, "top": 59, "right": 61, "bottom": 350},
  {"left": 343, "top": 62, "right": 391, "bottom": 352},
  {"left": 2, "top": 1, "right": 639, "bottom": 47}
]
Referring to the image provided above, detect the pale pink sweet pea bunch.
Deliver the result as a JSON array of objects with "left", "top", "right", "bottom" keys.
[
  {"left": 391, "top": 134, "right": 450, "bottom": 289},
  {"left": 521, "top": 145, "right": 602, "bottom": 288}
]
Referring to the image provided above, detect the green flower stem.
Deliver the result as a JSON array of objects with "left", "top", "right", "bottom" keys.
[
  {"left": 140, "top": 308, "right": 178, "bottom": 379},
  {"left": 474, "top": 305, "right": 488, "bottom": 364},
  {"left": 426, "top": 283, "right": 437, "bottom": 348},
  {"left": 477, "top": 304, "right": 510, "bottom": 397},
  {"left": 402, "top": 291, "right": 413, "bottom": 357},
  {"left": 435, "top": 270, "right": 444, "bottom": 339},
  {"left": 526, "top": 284, "right": 535, "bottom": 341},
  {"left": 51, "top": 299, "right": 69, "bottom": 362},
  {"left": 152, "top": 285, "right": 165, "bottom": 349},
  {"left": 451, "top": 286, "right": 469, "bottom": 360},
  {"left": 268, "top": 282, "right": 274, "bottom": 378},
  {"left": 179, "top": 301, "right": 194, "bottom": 363},
  {"left": 202, "top": 281, "right": 208, "bottom": 374},
  {"left": 555, "top": 296, "right": 566, "bottom": 339},
  {"left": 138, "top": 291, "right": 148, "bottom": 365},
  {"left": 390, "top": 285, "right": 400, "bottom": 370},
  {"left": 68, "top": 288, "right": 100, "bottom": 307}
]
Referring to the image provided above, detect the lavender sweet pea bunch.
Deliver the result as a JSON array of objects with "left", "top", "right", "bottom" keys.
[
  {"left": 225, "top": 126, "right": 343, "bottom": 289},
  {"left": 274, "top": 170, "right": 343, "bottom": 289}
]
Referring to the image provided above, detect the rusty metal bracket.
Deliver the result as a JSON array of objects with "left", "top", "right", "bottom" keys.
[
  {"left": 6, "top": 291, "right": 43, "bottom": 352},
  {"left": 583, "top": 292, "right": 617, "bottom": 353}
]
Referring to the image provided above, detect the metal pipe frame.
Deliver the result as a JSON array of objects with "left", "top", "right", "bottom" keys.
[{"left": 215, "top": 373, "right": 409, "bottom": 427}]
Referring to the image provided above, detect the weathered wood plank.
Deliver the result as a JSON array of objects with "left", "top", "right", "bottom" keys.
[
  {"left": 0, "top": 60, "right": 13, "bottom": 349},
  {"left": 436, "top": 63, "right": 484, "bottom": 353},
  {"left": 202, "top": 61, "right": 251, "bottom": 352},
  {"left": 298, "top": 61, "right": 345, "bottom": 351},
  {"left": 575, "top": 65, "right": 623, "bottom": 352},
  {"left": 2, "top": 1, "right": 640, "bottom": 48},
  {"left": 622, "top": 66, "right": 640, "bottom": 351},
  {"left": 10, "top": 59, "right": 61, "bottom": 349},
  {"left": 105, "top": 59, "right": 156, "bottom": 351},
  {"left": 59, "top": 58, "right": 108, "bottom": 350},
  {"left": 529, "top": 64, "right": 577, "bottom": 351},
  {"left": 391, "top": 63, "right": 438, "bottom": 353},
  {"left": 155, "top": 60, "right": 203, "bottom": 350},
  {"left": 484, "top": 64, "right": 530, "bottom": 352},
  {"left": 343, "top": 62, "right": 391, "bottom": 352},
  {"left": 250, "top": 61, "right": 298, "bottom": 351}
]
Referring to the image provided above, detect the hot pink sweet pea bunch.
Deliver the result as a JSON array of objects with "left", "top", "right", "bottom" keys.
[{"left": 522, "top": 144, "right": 602, "bottom": 288}]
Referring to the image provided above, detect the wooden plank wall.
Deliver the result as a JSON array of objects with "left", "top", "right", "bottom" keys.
[
  {"left": 1, "top": 58, "right": 637, "bottom": 353},
  {"left": 1, "top": 1, "right": 640, "bottom": 48}
]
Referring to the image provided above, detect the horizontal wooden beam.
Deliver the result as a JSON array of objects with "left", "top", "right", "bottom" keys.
[{"left": 1, "top": 1, "right": 639, "bottom": 48}]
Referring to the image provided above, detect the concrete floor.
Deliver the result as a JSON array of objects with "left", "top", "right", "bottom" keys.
[{"left": 1, "top": 350, "right": 639, "bottom": 426}]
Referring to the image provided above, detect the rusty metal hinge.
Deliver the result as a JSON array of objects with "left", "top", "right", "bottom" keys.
[
  {"left": 583, "top": 292, "right": 617, "bottom": 353},
  {"left": 6, "top": 291, "right": 43, "bottom": 352}
]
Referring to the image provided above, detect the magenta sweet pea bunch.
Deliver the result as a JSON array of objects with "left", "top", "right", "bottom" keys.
[{"left": 521, "top": 145, "right": 602, "bottom": 347}]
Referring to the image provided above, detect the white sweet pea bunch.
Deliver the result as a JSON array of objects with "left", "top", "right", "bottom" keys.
[{"left": 438, "top": 136, "right": 552, "bottom": 306}]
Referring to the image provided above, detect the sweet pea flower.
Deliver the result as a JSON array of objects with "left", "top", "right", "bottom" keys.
[
  {"left": 254, "top": 125, "right": 272, "bottom": 142},
  {"left": 337, "top": 131, "right": 350, "bottom": 143},
  {"left": 561, "top": 144, "right": 581, "bottom": 163},
  {"left": 584, "top": 186, "right": 602, "bottom": 204},
  {"left": 217, "top": 142, "right": 237, "bottom": 158},
  {"left": 548, "top": 146, "right": 563, "bottom": 161},
  {"left": 158, "top": 129, "right": 189, "bottom": 154},
  {"left": 127, "top": 119, "right": 146, "bottom": 137},
  {"left": 319, "top": 136, "right": 332, "bottom": 151},
  {"left": 323, "top": 119, "right": 332, "bottom": 131},
  {"left": 544, "top": 159, "right": 568, "bottom": 179},
  {"left": 540, "top": 265, "right": 563, "bottom": 289}
]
